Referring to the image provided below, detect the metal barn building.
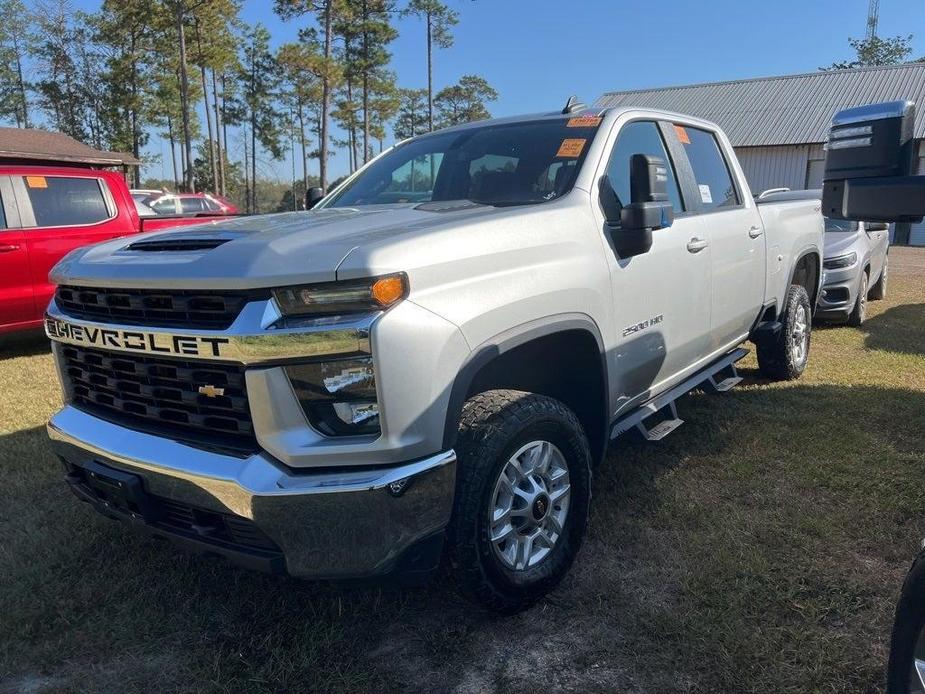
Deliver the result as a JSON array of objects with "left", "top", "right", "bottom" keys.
[{"left": 595, "top": 63, "right": 925, "bottom": 245}]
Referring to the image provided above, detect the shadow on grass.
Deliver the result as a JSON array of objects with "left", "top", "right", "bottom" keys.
[
  {"left": 0, "top": 328, "right": 49, "bottom": 359},
  {"left": 3, "top": 384, "right": 925, "bottom": 692},
  {"left": 864, "top": 303, "right": 925, "bottom": 356}
]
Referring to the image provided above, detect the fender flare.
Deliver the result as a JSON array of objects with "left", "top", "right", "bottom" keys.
[
  {"left": 441, "top": 313, "right": 609, "bottom": 452},
  {"left": 788, "top": 248, "right": 822, "bottom": 307}
]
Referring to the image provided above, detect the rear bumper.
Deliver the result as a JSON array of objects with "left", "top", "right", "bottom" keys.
[{"left": 48, "top": 406, "right": 456, "bottom": 580}]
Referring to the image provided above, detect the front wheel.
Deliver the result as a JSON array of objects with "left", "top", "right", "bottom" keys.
[
  {"left": 756, "top": 284, "right": 812, "bottom": 381},
  {"left": 447, "top": 390, "right": 592, "bottom": 613}
]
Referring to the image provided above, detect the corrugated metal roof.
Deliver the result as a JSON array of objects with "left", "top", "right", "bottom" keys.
[{"left": 594, "top": 63, "right": 925, "bottom": 147}]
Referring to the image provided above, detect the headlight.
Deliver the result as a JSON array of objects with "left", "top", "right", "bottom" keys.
[
  {"left": 823, "top": 252, "right": 858, "bottom": 270},
  {"left": 273, "top": 273, "right": 407, "bottom": 317},
  {"left": 286, "top": 356, "right": 380, "bottom": 436}
]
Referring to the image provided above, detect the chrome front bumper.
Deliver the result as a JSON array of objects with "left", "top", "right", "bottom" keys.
[{"left": 48, "top": 406, "right": 457, "bottom": 579}]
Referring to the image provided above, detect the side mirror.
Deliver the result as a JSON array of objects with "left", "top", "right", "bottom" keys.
[
  {"left": 822, "top": 100, "right": 921, "bottom": 222},
  {"left": 305, "top": 187, "right": 325, "bottom": 209},
  {"left": 599, "top": 154, "right": 674, "bottom": 258},
  {"left": 865, "top": 221, "right": 889, "bottom": 232}
]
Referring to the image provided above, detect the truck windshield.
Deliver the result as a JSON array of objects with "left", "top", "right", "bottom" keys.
[{"left": 324, "top": 118, "right": 602, "bottom": 208}]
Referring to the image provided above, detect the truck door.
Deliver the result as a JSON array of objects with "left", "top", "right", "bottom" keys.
[
  {"left": 593, "top": 119, "right": 713, "bottom": 412},
  {"left": 13, "top": 173, "right": 122, "bottom": 316},
  {"left": 673, "top": 125, "right": 765, "bottom": 352},
  {"left": 0, "top": 176, "right": 33, "bottom": 330}
]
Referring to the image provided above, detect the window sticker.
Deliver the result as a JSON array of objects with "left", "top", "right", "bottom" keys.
[
  {"left": 26, "top": 175, "right": 48, "bottom": 189},
  {"left": 674, "top": 125, "right": 691, "bottom": 145},
  {"left": 556, "top": 138, "right": 587, "bottom": 158},
  {"left": 699, "top": 184, "right": 713, "bottom": 204},
  {"left": 567, "top": 116, "right": 602, "bottom": 128}
]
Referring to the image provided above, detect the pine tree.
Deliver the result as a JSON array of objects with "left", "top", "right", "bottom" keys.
[
  {"left": 278, "top": 40, "right": 324, "bottom": 190},
  {"left": 238, "top": 23, "right": 283, "bottom": 213},
  {"left": 393, "top": 87, "right": 428, "bottom": 140},
  {"left": 402, "top": 0, "right": 457, "bottom": 132},
  {"left": 274, "top": 0, "right": 346, "bottom": 192},
  {"left": 434, "top": 74, "right": 497, "bottom": 128},
  {"left": 0, "top": 0, "right": 32, "bottom": 128}
]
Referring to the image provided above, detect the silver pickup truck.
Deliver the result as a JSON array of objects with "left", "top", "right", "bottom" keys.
[{"left": 44, "top": 104, "right": 823, "bottom": 612}]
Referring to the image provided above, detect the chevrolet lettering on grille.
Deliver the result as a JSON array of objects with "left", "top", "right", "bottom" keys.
[{"left": 45, "top": 317, "right": 231, "bottom": 359}]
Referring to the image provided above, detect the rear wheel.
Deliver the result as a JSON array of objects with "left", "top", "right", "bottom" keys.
[
  {"left": 848, "top": 271, "right": 869, "bottom": 327},
  {"left": 756, "top": 284, "right": 812, "bottom": 381},
  {"left": 447, "top": 390, "right": 591, "bottom": 613},
  {"left": 870, "top": 255, "right": 889, "bottom": 301}
]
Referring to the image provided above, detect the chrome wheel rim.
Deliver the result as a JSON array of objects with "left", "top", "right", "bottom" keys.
[
  {"left": 489, "top": 440, "right": 571, "bottom": 571},
  {"left": 910, "top": 623, "right": 925, "bottom": 692},
  {"left": 790, "top": 303, "right": 809, "bottom": 366},
  {"left": 882, "top": 260, "right": 888, "bottom": 294}
]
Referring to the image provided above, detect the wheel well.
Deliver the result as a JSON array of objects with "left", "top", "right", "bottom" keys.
[
  {"left": 457, "top": 330, "right": 608, "bottom": 464},
  {"left": 791, "top": 253, "right": 820, "bottom": 307}
]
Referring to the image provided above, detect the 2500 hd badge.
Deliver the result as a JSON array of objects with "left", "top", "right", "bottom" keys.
[
  {"left": 622, "top": 314, "right": 664, "bottom": 338},
  {"left": 44, "top": 317, "right": 230, "bottom": 358}
]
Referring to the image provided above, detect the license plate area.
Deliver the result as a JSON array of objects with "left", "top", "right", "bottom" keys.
[{"left": 68, "top": 459, "right": 159, "bottom": 522}]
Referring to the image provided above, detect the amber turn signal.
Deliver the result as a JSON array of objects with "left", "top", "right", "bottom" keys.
[{"left": 371, "top": 275, "right": 406, "bottom": 307}]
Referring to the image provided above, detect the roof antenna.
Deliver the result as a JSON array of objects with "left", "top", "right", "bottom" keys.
[{"left": 562, "top": 95, "right": 586, "bottom": 114}]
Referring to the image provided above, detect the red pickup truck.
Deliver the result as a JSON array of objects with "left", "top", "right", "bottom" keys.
[{"left": 0, "top": 165, "right": 228, "bottom": 336}]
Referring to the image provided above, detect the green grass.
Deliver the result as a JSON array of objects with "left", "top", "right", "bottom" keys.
[{"left": 2, "top": 249, "right": 925, "bottom": 693}]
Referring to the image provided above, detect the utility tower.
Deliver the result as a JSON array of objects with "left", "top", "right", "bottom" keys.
[{"left": 866, "top": 0, "right": 880, "bottom": 40}]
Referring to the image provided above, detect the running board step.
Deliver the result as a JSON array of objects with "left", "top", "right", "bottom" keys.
[
  {"left": 704, "top": 361, "right": 742, "bottom": 393},
  {"left": 636, "top": 402, "right": 683, "bottom": 441},
  {"left": 709, "top": 375, "right": 742, "bottom": 392},
  {"left": 643, "top": 418, "right": 684, "bottom": 441},
  {"left": 610, "top": 347, "right": 749, "bottom": 442}
]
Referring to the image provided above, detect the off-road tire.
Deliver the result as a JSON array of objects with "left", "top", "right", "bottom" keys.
[
  {"left": 756, "top": 284, "right": 812, "bottom": 381},
  {"left": 447, "top": 390, "right": 591, "bottom": 614},
  {"left": 886, "top": 551, "right": 925, "bottom": 693},
  {"left": 869, "top": 255, "right": 888, "bottom": 301},
  {"left": 848, "top": 271, "right": 869, "bottom": 327}
]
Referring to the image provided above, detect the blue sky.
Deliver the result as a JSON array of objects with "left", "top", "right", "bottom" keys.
[{"left": 72, "top": 0, "right": 925, "bottom": 182}]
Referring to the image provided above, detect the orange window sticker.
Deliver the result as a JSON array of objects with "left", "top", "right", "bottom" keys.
[
  {"left": 556, "top": 138, "right": 587, "bottom": 158},
  {"left": 26, "top": 175, "right": 48, "bottom": 188},
  {"left": 674, "top": 125, "right": 691, "bottom": 145},
  {"left": 567, "top": 116, "right": 602, "bottom": 128}
]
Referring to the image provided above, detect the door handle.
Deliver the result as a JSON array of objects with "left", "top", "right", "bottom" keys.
[
  {"left": 748, "top": 226, "right": 763, "bottom": 239},
  {"left": 686, "top": 237, "right": 709, "bottom": 253},
  {"left": 0, "top": 243, "right": 20, "bottom": 253}
]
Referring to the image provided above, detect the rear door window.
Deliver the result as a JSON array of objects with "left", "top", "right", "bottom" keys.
[
  {"left": 180, "top": 197, "right": 206, "bottom": 214},
  {"left": 151, "top": 197, "right": 177, "bottom": 214},
  {"left": 22, "top": 176, "right": 111, "bottom": 227},
  {"left": 676, "top": 126, "right": 740, "bottom": 211}
]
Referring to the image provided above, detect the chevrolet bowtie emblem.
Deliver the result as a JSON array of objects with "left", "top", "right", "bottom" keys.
[{"left": 198, "top": 384, "right": 225, "bottom": 398}]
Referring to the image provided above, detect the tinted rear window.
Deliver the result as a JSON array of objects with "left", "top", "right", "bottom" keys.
[
  {"left": 677, "top": 126, "right": 740, "bottom": 211},
  {"left": 23, "top": 176, "right": 110, "bottom": 227}
]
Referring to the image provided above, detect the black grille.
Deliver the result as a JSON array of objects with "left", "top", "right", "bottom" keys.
[
  {"left": 61, "top": 345, "right": 256, "bottom": 452},
  {"left": 157, "top": 498, "right": 280, "bottom": 552},
  {"left": 55, "top": 285, "right": 266, "bottom": 330}
]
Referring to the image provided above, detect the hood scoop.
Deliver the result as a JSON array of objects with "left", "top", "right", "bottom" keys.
[{"left": 127, "top": 237, "right": 231, "bottom": 252}]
